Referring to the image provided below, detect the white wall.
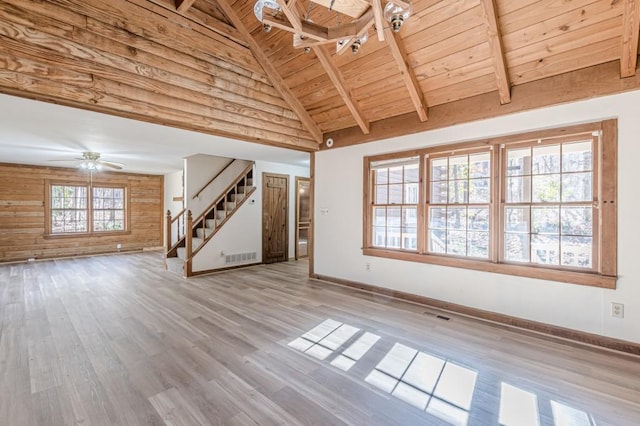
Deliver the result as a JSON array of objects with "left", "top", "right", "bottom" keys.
[
  {"left": 315, "top": 89, "right": 640, "bottom": 344},
  {"left": 164, "top": 170, "right": 183, "bottom": 247},
  {"left": 192, "top": 160, "right": 309, "bottom": 272},
  {"left": 184, "top": 154, "right": 233, "bottom": 219}
]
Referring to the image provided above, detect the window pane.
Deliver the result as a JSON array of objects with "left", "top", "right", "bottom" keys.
[
  {"left": 402, "top": 207, "right": 417, "bottom": 227},
  {"left": 373, "top": 207, "right": 386, "bottom": 227},
  {"left": 429, "top": 207, "right": 446, "bottom": 229},
  {"left": 532, "top": 144, "right": 560, "bottom": 174},
  {"left": 468, "top": 208, "right": 489, "bottom": 231},
  {"left": 468, "top": 231, "right": 489, "bottom": 258},
  {"left": 387, "top": 228, "right": 401, "bottom": 248},
  {"left": 375, "top": 185, "right": 388, "bottom": 204},
  {"left": 449, "top": 156, "right": 468, "bottom": 180},
  {"left": 469, "top": 178, "right": 490, "bottom": 203},
  {"left": 376, "top": 169, "right": 388, "bottom": 185},
  {"left": 532, "top": 174, "right": 560, "bottom": 202},
  {"left": 507, "top": 148, "right": 531, "bottom": 176},
  {"left": 389, "top": 184, "right": 403, "bottom": 204},
  {"left": 404, "top": 183, "right": 419, "bottom": 204},
  {"left": 561, "top": 236, "right": 592, "bottom": 268},
  {"left": 373, "top": 227, "right": 386, "bottom": 247},
  {"left": 431, "top": 181, "right": 448, "bottom": 204},
  {"left": 505, "top": 207, "right": 530, "bottom": 233},
  {"left": 562, "top": 141, "right": 592, "bottom": 172},
  {"left": 387, "top": 207, "right": 401, "bottom": 227},
  {"left": 389, "top": 167, "right": 403, "bottom": 184},
  {"left": 447, "top": 207, "right": 467, "bottom": 231},
  {"left": 532, "top": 206, "right": 559, "bottom": 235},
  {"left": 506, "top": 176, "right": 531, "bottom": 203},
  {"left": 532, "top": 235, "right": 560, "bottom": 265},
  {"left": 561, "top": 206, "right": 592, "bottom": 236},
  {"left": 505, "top": 233, "right": 530, "bottom": 262},
  {"left": 431, "top": 158, "right": 448, "bottom": 181},
  {"left": 561, "top": 173, "right": 592, "bottom": 202},
  {"left": 402, "top": 227, "right": 417, "bottom": 250},
  {"left": 447, "top": 231, "right": 467, "bottom": 255},
  {"left": 470, "top": 153, "right": 490, "bottom": 178},
  {"left": 429, "top": 230, "right": 446, "bottom": 254},
  {"left": 448, "top": 180, "right": 468, "bottom": 203},
  {"left": 404, "top": 164, "right": 419, "bottom": 183}
]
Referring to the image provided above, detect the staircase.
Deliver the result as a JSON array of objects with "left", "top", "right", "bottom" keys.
[{"left": 165, "top": 162, "right": 256, "bottom": 277}]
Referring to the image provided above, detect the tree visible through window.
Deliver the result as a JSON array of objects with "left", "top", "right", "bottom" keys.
[
  {"left": 428, "top": 151, "right": 491, "bottom": 258},
  {"left": 363, "top": 120, "right": 617, "bottom": 287},
  {"left": 49, "top": 183, "right": 126, "bottom": 235},
  {"left": 51, "top": 185, "right": 88, "bottom": 233},
  {"left": 504, "top": 140, "right": 594, "bottom": 269},
  {"left": 93, "top": 187, "right": 125, "bottom": 231},
  {"left": 371, "top": 158, "right": 419, "bottom": 250}
]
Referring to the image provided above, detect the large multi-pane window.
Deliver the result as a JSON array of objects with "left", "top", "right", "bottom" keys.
[
  {"left": 427, "top": 151, "right": 491, "bottom": 258},
  {"left": 371, "top": 158, "right": 419, "bottom": 250},
  {"left": 503, "top": 140, "right": 595, "bottom": 269},
  {"left": 364, "top": 121, "right": 617, "bottom": 288},
  {"left": 93, "top": 187, "right": 125, "bottom": 231},
  {"left": 48, "top": 183, "right": 127, "bottom": 235},
  {"left": 51, "top": 185, "right": 88, "bottom": 233}
]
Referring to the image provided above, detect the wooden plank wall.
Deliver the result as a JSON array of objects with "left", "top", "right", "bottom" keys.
[
  {"left": 0, "top": 0, "right": 317, "bottom": 150},
  {"left": 0, "top": 163, "right": 163, "bottom": 263}
]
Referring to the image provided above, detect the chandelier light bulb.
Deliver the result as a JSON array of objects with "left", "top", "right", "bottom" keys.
[
  {"left": 384, "top": 1, "right": 412, "bottom": 32},
  {"left": 253, "top": 0, "right": 280, "bottom": 22}
]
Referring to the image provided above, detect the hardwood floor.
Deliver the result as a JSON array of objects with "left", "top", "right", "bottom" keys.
[{"left": 1, "top": 252, "right": 638, "bottom": 425}]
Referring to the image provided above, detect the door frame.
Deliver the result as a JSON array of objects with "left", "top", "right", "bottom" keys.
[
  {"left": 295, "top": 176, "right": 311, "bottom": 260},
  {"left": 262, "top": 172, "right": 289, "bottom": 264}
]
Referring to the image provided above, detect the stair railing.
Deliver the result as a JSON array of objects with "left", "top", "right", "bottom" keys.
[
  {"left": 187, "top": 164, "right": 255, "bottom": 261},
  {"left": 191, "top": 159, "right": 235, "bottom": 200},
  {"left": 166, "top": 207, "right": 186, "bottom": 257}
]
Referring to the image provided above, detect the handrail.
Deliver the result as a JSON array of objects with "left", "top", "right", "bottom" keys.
[
  {"left": 185, "top": 163, "right": 255, "bottom": 263},
  {"left": 170, "top": 207, "right": 186, "bottom": 224},
  {"left": 191, "top": 159, "right": 235, "bottom": 200},
  {"left": 191, "top": 162, "right": 254, "bottom": 228}
]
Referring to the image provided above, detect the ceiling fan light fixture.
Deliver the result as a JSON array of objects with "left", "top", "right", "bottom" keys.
[{"left": 384, "top": 1, "right": 412, "bottom": 32}]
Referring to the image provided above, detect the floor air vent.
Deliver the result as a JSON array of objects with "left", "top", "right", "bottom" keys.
[{"left": 225, "top": 252, "right": 257, "bottom": 265}]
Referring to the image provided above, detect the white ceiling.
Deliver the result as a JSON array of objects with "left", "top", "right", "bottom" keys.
[{"left": 0, "top": 94, "right": 310, "bottom": 175}]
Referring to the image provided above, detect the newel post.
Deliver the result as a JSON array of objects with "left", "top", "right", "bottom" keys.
[
  {"left": 166, "top": 210, "right": 172, "bottom": 253},
  {"left": 184, "top": 210, "right": 193, "bottom": 277}
]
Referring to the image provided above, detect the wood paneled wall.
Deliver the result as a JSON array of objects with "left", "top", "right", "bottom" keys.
[
  {"left": 0, "top": 0, "right": 317, "bottom": 150},
  {"left": 0, "top": 163, "right": 163, "bottom": 263}
]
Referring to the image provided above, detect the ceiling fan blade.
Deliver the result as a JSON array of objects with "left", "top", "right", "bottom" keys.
[
  {"left": 47, "top": 158, "right": 84, "bottom": 162},
  {"left": 99, "top": 160, "right": 124, "bottom": 170}
]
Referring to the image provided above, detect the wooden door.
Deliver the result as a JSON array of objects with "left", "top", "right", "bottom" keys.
[
  {"left": 295, "top": 177, "right": 311, "bottom": 260},
  {"left": 262, "top": 173, "right": 289, "bottom": 264}
]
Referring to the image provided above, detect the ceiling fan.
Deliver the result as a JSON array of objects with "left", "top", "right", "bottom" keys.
[{"left": 48, "top": 151, "right": 124, "bottom": 171}]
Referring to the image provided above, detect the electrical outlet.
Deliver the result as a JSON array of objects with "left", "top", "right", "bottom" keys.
[
  {"left": 365, "top": 262, "right": 371, "bottom": 271},
  {"left": 116, "top": 243, "right": 122, "bottom": 250},
  {"left": 611, "top": 302, "right": 624, "bottom": 319}
]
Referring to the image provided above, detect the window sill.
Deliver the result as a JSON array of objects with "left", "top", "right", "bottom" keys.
[
  {"left": 44, "top": 231, "right": 131, "bottom": 239},
  {"left": 362, "top": 248, "right": 616, "bottom": 289}
]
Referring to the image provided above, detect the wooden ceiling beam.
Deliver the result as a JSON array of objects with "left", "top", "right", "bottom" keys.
[
  {"left": 384, "top": 27, "right": 427, "bottom": 122},
  {"left": 275, "top": 0, "right": 370, "bottom": 134},
  {"left": 216, "top": 0, "right": 323, "bottom": 144},
  {"left": 479, "top": 0, "right": 511, "bottom": 104},
  {"left": 175, "top": 0, "right": 197, "bottom": 14},
  {"left": 621, "top": 0, "right": 640, "bottom": 77},
  {"left": 314, "top": 45, "right": 370, "bottom": 133},
  {"left": 322, "top": 60, "right": 640, "bottom": 149},
  {"left": 372, "top": 0, "right": 385, "bottom": 42}
]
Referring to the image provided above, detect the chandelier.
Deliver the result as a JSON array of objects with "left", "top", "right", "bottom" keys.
[{"left": 253, "top": 0, "right": 412, "bottom": 55}]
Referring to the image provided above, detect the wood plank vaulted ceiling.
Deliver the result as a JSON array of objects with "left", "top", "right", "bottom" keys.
[{"left": 0, "top": 0, "right": 639, "bottom": 152}]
